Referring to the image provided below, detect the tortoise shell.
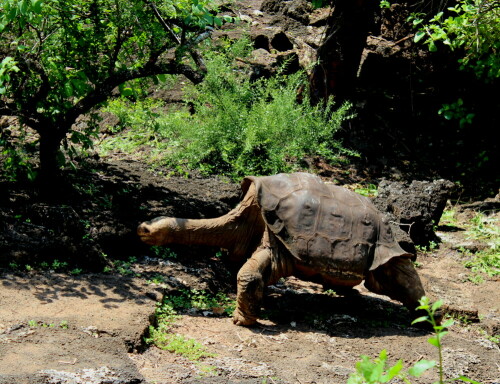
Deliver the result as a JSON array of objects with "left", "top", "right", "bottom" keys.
[{"left": 242, "top": 173, "right": 411, "bottom": 281}]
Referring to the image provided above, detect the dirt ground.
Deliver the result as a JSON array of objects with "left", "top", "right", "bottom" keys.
[{"left": 0, "top": 157, "right": 499, "bottom": 384}]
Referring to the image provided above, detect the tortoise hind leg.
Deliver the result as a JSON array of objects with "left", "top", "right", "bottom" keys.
[
  {"left": 233, "top": 247, "right": 272, "bottom": 326},
  {"left": 364, "top": 257, "right": 428, "bottom": 321}
]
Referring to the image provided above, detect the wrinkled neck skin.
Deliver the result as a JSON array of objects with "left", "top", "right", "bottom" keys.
[
  {"left": 144, "top": 216, "right": 246, "bottom": 248},
  {"left": 138, "top": 183, "right": 266, "bottom": 261}
]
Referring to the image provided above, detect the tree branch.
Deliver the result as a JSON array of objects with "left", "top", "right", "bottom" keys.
[
  {"left": 64, "top": 60, "right": 204, "bottom": 126},
  {"left": 145, "top": 0, "right": 208, "bottom": 73}
]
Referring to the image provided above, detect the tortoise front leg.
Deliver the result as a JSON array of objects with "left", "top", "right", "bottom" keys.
[
  {"left": 233, "top": 247, "right": 272, "bottom": 326},
  {"left": 365, "top": 257, "right": 433, "bottom": 322}
]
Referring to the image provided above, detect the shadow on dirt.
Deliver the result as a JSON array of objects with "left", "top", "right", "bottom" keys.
[
  {"left": 261, "top": 291, "right": 429, "bottom": 339},
  {"left": 0, "top": 159, "right": 241, "bottom": 271}
]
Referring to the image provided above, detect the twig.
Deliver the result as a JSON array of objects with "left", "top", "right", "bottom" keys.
[
  {"left": 58, "top": 358, "right": 77, "bottom": 365},
  {"left": 392, "top": 34, "right": 414, "bottom": 46}
]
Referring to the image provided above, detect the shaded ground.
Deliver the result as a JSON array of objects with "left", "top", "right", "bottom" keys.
[{"left": 0, "top": 158, "right": 499, "bottom": 384}]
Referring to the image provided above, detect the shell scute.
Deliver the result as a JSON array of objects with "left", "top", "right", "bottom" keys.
[{"left": 243, "top": 173, "right": 411, "bottom": 275}]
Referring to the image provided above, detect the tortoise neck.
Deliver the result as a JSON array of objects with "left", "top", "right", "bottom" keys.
[{"left": 163, "top": 216, "right": 241, "bottom": 248}]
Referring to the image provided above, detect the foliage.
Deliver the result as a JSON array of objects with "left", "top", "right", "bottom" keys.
[
  {"left": 0, "top": 0, "right": 234, "bottom": 179},
  {"left": 439, "top": 207, "right": 458, "bottom": 227},
  {"left": 100, "top": 44, "right": 354, "bottom": 179},
  {"left": 0, "top": 124, "right": 37, "bottom": 181},
  {"left": 466, "top": 211, "right": 500, "bottom": 244},
  {"left": 8, "top": 258, "right": 69, "bottom": 272},
  {"left": 439, "top": 208, "right": 499, "bottom": 283},
  {"left": 113, "top": 256, "right": 138, "bottom": 276},
  {"left": 28, "top": 319, "right": 70, "bottom": 329},
  {"left": 349, "top": 297, "right": 479, "bottom": 384},
  {"left": 354, "top": 184, "right": 378, "bottom": 197},
  {"left": 145, "top": 289, "right": 234, "bottom": 364},
  {"left": 410, "top": 0, "right": 500, "bottom": 82},
  {"left": 347, "top": 348, "right": 435, "bottom": 384},
  {"left": 462, "top": 212, "right": 500, "bottom": 283},
  {"left": 164, "top": 288, "right": 235, "bottom": 316},
  {"left": 151, "top": 245, "right": 178, "bottom": 259}
]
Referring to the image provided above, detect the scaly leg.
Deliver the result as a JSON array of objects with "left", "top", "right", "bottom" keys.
[
  {"left": 233, "top": 247, "right": 272, "bottom": 326},
  {"left": 364, "top": 257, "right": 435, "bottom": 323}
]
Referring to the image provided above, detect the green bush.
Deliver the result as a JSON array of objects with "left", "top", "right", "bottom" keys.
[{"left": 99, "top": 46, "right": 354, "bottom": 179}]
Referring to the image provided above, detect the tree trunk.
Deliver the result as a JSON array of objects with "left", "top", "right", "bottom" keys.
[
  {"left": 38, "top": 127, "right": 64, "bottom": 184},
  {"left": 310, "top": 0, "right": 378, "bottom": 104}
]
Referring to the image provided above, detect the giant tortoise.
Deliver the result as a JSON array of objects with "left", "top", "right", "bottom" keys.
[{"left": 138, "top": 173, "right": 427, "bottom": 326}]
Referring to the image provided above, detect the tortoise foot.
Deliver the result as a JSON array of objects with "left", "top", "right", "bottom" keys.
[{"left": 232, "top": 308, "right": 257, "bottom": 326}]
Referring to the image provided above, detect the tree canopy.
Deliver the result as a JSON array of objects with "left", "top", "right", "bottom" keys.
[
  {"left": 0, "top": 0, "right": 233, "bottom": 180},
  {"left": 411, "top": 0, "right": 500, "bottom": 82}
]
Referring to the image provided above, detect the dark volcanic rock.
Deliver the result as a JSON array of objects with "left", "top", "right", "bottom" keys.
[{"left": 374, "top": 179, "right": 456, "bottom": 248}]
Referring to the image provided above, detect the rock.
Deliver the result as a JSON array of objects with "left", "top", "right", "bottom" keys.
[
  {"left": 373, "top": 179, "right": 456, "bottom": 248},
  {"left": 271, "top": 31, "right": 294, "bottom": 51},
  {"left": 309, "top": 7, "right": 331, "bottom": 26}
]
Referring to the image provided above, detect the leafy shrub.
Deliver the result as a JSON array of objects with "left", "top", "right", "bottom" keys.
[
  {"left": 410, "top": 0, "right": 500, "bottom": 82},
  {"left": 99, "top": 44, "right": 354, "bottom": 179}
]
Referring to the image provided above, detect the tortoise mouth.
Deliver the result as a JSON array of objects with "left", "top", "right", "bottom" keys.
[
  {"left": 138, "top": 235, "right": 155, "bottom": 245},
  {"left": 137, "top": 223, "right": 154, "bottom": 244}
]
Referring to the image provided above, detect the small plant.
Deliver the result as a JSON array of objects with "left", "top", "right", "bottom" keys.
[
  {"left": 439, "top": 207, "right": 458, "bottom": 227},
  {"left": 51, "top": 259, "right": 69, "bottom": 271},
  {"left": 69, "top": 268, "right": 83, "bottom": 276},
  {"left": 147, "top": 274, "right": 167, "bottom": 285},
  {"left": 323, "top": 289, "right": 338, "bottom": 297},
  {"left": 27, "top": 320, "right": 69, "bottom": 329},
  {"left": 413, "top": 260, "right": 423, "bottom": 268},
  {"left": 145, "top": 292, "right": 223, "bottom": 373},
  {"left": 347, "top": 348, "right": 434, "bottom": 384},
  {"left": 354, "top": 184, "right": 378, "bottom": 197},
  {"left": 460, "top": 212, "right": 499, "bottom": 283},
  {"left": 466, "top": 212, "right": 499, "bottom": 245},
  {"left": 166, "top": 289, "right": 235, "bottom": 316},
  {"left": 146, "top": 289, "right": 235, "bottom": 363},
  {"left": 151, "top": 246, "right": 177, "bottom": 260},
  {"left": 113, "top": 256, "right": 138, "bottom": 276},
  {"left": 348, "top": 297, "right": 480, "bottom": 384},
  {"left": 412, "top": 297, "right": 479, "bottom": 384},
  {"left": 415, "top": 241, "right": 438, "bottom": 253}
]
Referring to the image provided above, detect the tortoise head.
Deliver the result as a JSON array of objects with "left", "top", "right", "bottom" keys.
[{"left": 137, "top": 216, "right": 174, "bottom": 245}]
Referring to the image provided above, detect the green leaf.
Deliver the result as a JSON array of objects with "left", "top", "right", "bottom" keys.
[
  {"left": 382, "top": 359, "right": 403, "bottom": 381},
  {"left": 427, "top": 336, "right": 440, "bottom": 347},
  {"left": 408, "top": 359, "right": 436, "bottom": 377},
  {"left": 203, "top": 14, "right": 213, "bottom": 25},
  {"left": 429, "top": 41, "right": 438, "bottom": 52},
  {"left": 18, "top": 0, "right": 28, "bottom": 15},
  {"left": 121, "top": 87, "right": 134, "bottom": 97},
  {"left": 441, "top": 318, "right": 454, "bottom": 328},
  {"left": 431, "top": 299, "right": 443, "bottom": 312},
  {"left": 411, "top": 316, "right": 429, "bottom": 325},
  {"left": 414, "top": 30, "right": 426, "bottom": 43},
  {"left": 455, "top": 376, "right": 481, "bottom": 384},
  {"left": 31, "top": 0, "right": 43, "bottom": 13},
  {"left": 64, "top": 82, "right": 73, "bottom": 97}
]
